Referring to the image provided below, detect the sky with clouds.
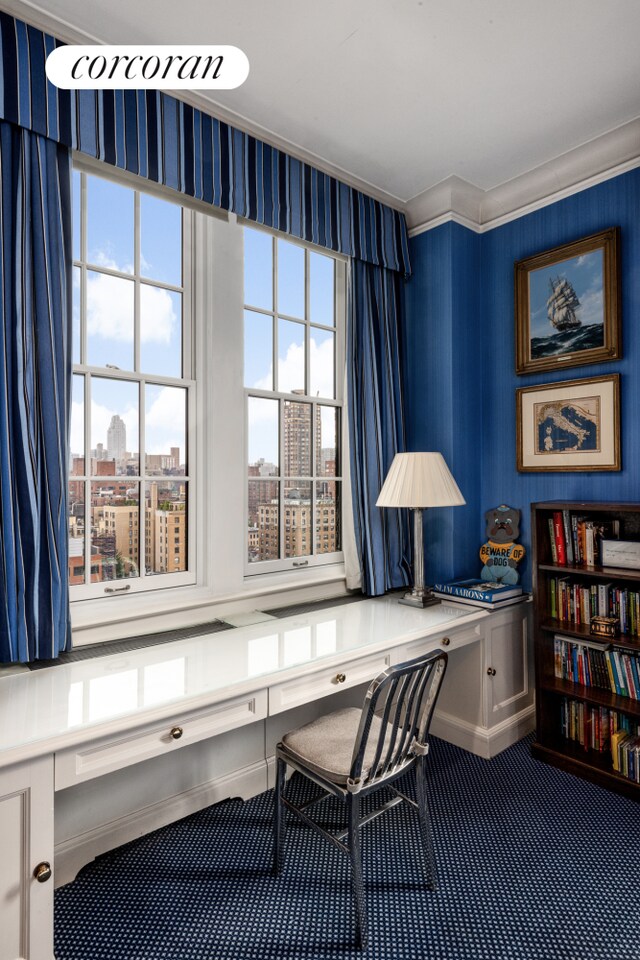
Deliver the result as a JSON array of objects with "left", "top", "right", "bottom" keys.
[
  {"left": 71, "top": 173, "right": 186, "bottom": 464},
  {"left": 70, "top": 184, "right": 337, "bottom": 473}
]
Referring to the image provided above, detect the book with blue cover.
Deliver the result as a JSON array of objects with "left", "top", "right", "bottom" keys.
[{"left": 432, "top": 579, "right": 524, "bottom": 604}]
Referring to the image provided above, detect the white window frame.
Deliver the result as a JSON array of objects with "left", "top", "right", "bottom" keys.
[
  {"left": 69, "top": 170, "right": 348, "bottom": 645},
  {"left": 242, "top": 223, "right": 347, "bottom": 576},
  {"left": 70, "top": 159, "right": 196, "bottom": 602}
]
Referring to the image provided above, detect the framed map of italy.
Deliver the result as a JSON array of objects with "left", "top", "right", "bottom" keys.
[{"left": 516, "top": 374, "right": 620, "bottom": 472}]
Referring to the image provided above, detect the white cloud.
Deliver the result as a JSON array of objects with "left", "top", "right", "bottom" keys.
[
  {"left": 69, "top": 400, "right": 84, "bottom": 459},
  {"left": 140, "top": 285, "right": 177, "bottom": 345},
  {"left": 87, "top": 271, "right": 134, "bottom": 344},
  {"left": 247, "top": 334, "right": 335, "bottom": 464},
  {"left": 91, "top": 250, "right": 133, "bottom": 273},
  {"left": 86, "top": 254, "right": 177, "bottom": 346},
  {"left": 578, "top": 286, "right": 604, "bottom": 328},
  {"left": 145, "top": 387, "right": 185, "bottom": 458},
  {"left": 252, "top": 334, "right": 334, "bottom": 397}
]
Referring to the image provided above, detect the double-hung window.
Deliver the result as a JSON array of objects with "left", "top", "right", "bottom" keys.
[
  {"left": 70, "top": 166, "right": 194, "bottom": 600},
  {"left": 69, "top": 168, "right": 346, "bottom": 630},
  {"left": 243, "top": 227, "right": 346, "bottom": 573}
]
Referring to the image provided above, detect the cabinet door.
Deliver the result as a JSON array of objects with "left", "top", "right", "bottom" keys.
[
  {"left": 0, "top": 756, "right": 54, "bottom": 960},
  {"left": 483, "top": 604, "right": 534, "bottom": 728}
]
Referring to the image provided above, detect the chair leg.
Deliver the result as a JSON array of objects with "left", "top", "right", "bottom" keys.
[
  {"left": 415, "top": 756, "right": 437, "bottom": 890},
  {"left": 274, "top": 756, "right": 287, "bottom": 875},
  {"left": 347, "top": 793, "right": 368, "bottom": 950}
]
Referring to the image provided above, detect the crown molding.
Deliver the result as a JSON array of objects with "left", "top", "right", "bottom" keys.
[
  {"left": 404, "top": 176, "right": 484, "bottom": 234},
  {"left": 408, "top": 117, "right": 640, "bottom": 237}
]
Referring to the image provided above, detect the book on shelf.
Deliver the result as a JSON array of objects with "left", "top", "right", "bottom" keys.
[
  {"left": 546, "top": 512, "right": 621, "bottom": 568},
  {"left": 553, "top": 633, "right": 640, "bottom": 700},
  {"left": 546, "top": 576, "right": 640, "bottom": 637},
  {"left": 560, "top": 695, "right": 640, "bottom": 781},
  {"left": 562, "top": 509, "right": 574, "bottom": 565},
  {"left": 552, "top": 512, "right": 567, "bottom": 565}
]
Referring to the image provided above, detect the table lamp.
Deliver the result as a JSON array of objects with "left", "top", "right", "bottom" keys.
[{"left": 376, "top": 452, "right": 465, "bottom": 607}]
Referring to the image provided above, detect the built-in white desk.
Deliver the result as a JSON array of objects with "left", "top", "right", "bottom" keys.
[{"left": 0, "top": 596, "right": 534, "bottom": 960}]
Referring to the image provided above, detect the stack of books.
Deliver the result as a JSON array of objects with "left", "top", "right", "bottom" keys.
[{"left": 432, "top": 579, "right": 524, "bottom": 610}]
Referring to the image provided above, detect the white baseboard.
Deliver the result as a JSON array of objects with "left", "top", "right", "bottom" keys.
[
  {"left": 54, "top": 760, "right": 268, "bottom": 888},
  {"left": 431, "top": 706, "right": 535, "bottom": 760}
]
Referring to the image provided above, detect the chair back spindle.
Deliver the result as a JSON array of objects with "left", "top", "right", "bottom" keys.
[{"left": 348, "top": 651, "right": 447, "bottom": 791}]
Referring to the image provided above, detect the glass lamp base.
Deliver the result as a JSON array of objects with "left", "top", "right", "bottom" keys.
[{"left": 398, "top": 589, "right": 440, "bottom": 608}]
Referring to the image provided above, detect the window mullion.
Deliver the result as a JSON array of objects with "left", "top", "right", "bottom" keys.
[
  {"left": 134, "top": 190, "right": 141, "bottom": 373},
  {"left": 305, "top": 249, "right": 311, "bottom": 396},
  {"left": 181, "top": 209, "right": 192, "bottom": 381},
  {"left": 139, "top": 376, "right": 146, "bottom": 581},
  {"left": 83, "top": 372, "right": 91, "bottom": 586},
  {"left": 279, "top": 399, "right": 285, "bottom": 561},
  {"left": 311, "top": 401, "right": 317, "bottom": 556},
  {"left": 80, "top": 173, "right": 87, "bottom": 367},
  {"left": 272, "top": 236, "right": 278, "bottom": 393}
]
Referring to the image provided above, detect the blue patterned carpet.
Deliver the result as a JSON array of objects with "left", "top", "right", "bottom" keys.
[{"left": 54, "top": 734, "right": 640, "bottom": 959}]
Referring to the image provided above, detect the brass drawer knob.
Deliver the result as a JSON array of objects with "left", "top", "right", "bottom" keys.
[
  {"left": 34, "top": 862, "right": 52, "bottom": 883},
  {"left": 334, "top": 673, "right": 346, "bottom": 684},
  {"left": 441, "top": 636, "right": 451, "bottom": 647},
  {"left": 487, "top": 667, "right": 496, "bottom": 677},
  {"left": 170, "top": 726, "right": 184, "bottom": 740}
]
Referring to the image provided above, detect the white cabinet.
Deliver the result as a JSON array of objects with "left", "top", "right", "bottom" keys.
[
  {"left": 0, "top": 756, "right": 54, "bottom": 960},
  {"left": 431, "top": 601, "right": 535, "bottom": 758},
  {"left": 483, "top": 602, "right": 533, "bottom": 728}
]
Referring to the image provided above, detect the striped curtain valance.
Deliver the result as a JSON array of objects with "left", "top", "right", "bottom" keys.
[{"left": 0, "top": 13, "right": 411, "bottom": 276}]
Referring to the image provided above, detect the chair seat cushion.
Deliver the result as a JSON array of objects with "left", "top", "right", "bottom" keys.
[{"left": 280, "top": 707, "right": 391, "bottom": 785}]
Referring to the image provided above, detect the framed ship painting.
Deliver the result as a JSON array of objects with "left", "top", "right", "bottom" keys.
[
  {"left": 516, "top": 374, "right": 620, "bottom": 472},
  {"left": 515, "top": 227, "right": 621, "bottom": 375}
]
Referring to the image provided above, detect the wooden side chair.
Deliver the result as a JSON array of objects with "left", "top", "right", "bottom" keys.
[{"left": 273, "top": 648, "right": 448, "bottom": 949}]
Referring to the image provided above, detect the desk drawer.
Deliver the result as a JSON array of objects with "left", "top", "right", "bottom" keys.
[
  {"left": 402, "top": 622, "right": 483, "bottom": 661},
  {"left": 269, "top": 651, "right": 391, "bottom": 716},
  {"left": 55, "top": 690, "right": 268, "bottom": 790}
]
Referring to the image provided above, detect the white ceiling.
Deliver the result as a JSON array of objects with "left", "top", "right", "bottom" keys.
[{"left": 10, "top": 0, "right": 640, "bottom": 209}]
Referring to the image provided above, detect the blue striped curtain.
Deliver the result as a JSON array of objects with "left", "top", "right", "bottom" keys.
[
  {"left": 348, "top": 260, "right": 412, "bottom": 595},
  {"left": 0, "top": 120, "right": 72, "bottom": 662},
  {"left": 0, "top": 11, "right": 414, "bottom": 656}
]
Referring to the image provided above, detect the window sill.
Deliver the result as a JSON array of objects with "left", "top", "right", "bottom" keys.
[{"left": 71, "top": 563, "right": 348, "bottom": 647}]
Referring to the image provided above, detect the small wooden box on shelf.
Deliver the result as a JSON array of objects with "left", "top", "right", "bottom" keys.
[{"left": 531, "top": 501, "right": 640, "bottom": 801}]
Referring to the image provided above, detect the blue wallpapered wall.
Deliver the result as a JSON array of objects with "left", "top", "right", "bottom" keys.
[
  {"left": 403, "top": 220, "right": 483, "bottom": 585},
  {"left": 404, "top": 167, "right": 640, "bottom": 589}
]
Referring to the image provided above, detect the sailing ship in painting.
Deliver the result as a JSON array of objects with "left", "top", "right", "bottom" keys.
[
  {"left": 547, "top": 276, "right": 581, "bottom": 331},
  {"left": 530, "top": 271, "right": 604, "bottom": 359}
]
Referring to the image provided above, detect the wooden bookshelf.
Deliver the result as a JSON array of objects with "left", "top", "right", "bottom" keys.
[{"left": 531, "top": 501, "right": 640, "bottom": 800}]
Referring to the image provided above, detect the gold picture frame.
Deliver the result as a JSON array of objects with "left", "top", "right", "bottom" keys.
[
  {"left": 515, "top": 227, "right": 621, "bottom": 375},
  {"left": 516, "top": 374, "right": 620, "bottom": 473}
]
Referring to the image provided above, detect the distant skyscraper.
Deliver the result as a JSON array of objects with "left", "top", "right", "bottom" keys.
[{"left": 107, "top": 415, "right": 127, "bottom": 463}]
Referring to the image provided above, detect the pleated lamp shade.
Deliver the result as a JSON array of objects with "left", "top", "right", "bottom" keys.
[{"left": 376, "top": 453, "right": 465, "bottom": 508}]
